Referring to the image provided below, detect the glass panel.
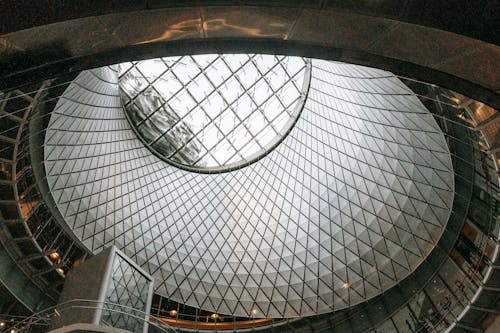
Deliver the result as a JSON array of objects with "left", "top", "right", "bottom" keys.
[
  {"left": 101, "top": 254, "right": 151, "bottom": 333},
  {"left": 119, "top": 54, "right": 310, "bottom": 172},
  {"left": 45, "top": 60, "right": 456, "bottom": 318}
]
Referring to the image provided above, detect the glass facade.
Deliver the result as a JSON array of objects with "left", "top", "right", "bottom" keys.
[
  {"left": 43, "top": 58, "right": 454, "bottom": 318},
  {"left": 101, "top": 253, "right": 152, "bottom": 333},
  {"left": 253, "top": 78, "right": 499, "bottom": 333},
  {"left": 119, "top": 54, "right": 310, "bottom": 172}
]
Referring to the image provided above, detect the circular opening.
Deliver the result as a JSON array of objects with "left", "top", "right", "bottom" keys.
[{"left": 118, "top": 54, "right": 311, "bottom": 173}]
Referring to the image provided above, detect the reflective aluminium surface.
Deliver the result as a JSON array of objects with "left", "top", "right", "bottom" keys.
[
  {"left": 43, "top": 57, "right": 454, "bottom": 318},
  {"left": 119, "top": 54, "right": 310, "bottom": 172}
]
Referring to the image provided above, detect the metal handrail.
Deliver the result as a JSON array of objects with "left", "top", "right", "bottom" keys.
[
  {"left": 6, "top": 298, "right": 295, "bottom": 333},
  {"left": 149, "top": 308, "right": 287, "bottom": 331},
  {"left": 8, "top": 299, "right": 177, "bottom": 333}
]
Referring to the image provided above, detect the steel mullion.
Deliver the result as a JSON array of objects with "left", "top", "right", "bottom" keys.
[
  {"left": 151, "top": 54, "right": 255, "bottom": 151},
  {"left": 203, "top": 91, "right": 301, "bottom": 166},
  {"left": 122, "top": 60, "right": 173, "bottom": 108},
  {"left": 236, "top": 69, "right": 281, "bottom": 139},
  {"left": 248, "top": 55, "right": 296, "bottom": 127},
  {"left": 159, "top": 55, "right": 288, "bottom": 166},
  {"left": 236, "top": 54, "right": 282, "bottom": 137},
  {"left": 276, "top": 56, "right": 309, "bottom": 114},
  {"left": 158, "top": 59, "right": 224, "bottom": 166},
  {"left": 192, "top": 55, "right": 254, "bottom": 163},
  {"left": 189, "top": 57, "right": 262, "bottom": 165},
  {"left": 122, "top": 58, "right": 203, "bottom": 133},
  {"left": 167, "top": 54, "right": 242, "bottom": 166},
  {"left": 134, "top": 56, "right": 220, "bottom": 129},
  {"left": 219, "top": 54, "right": 280, "bottom": 141},
  {"left": 251, "top": 55, "right": 307, "bottom": 116}
]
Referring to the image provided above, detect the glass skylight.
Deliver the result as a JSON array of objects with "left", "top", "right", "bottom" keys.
[
  {"left": 45, "top": 59, "right": 454, "bottom": 318},
  {"left": 118, "top": 54, "right": 311, "bottom": 172}
]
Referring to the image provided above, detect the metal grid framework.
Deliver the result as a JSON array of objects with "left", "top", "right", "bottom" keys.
[
  {"left": 119, "top": 55, "right": 310, "bottom": 173},
  {"left": 0, "top": 55, "right": 497, "bottom": 333},
  {"left": 269, "top": 79, "right": 500, "bottom": 333},
  {"left": 0, "top": 83, "right": 87, "bottom": 310},
  {"left": 102, "top": 254, "right": 151, "bottom": 333},
  {"left": 43, "top": 59, "right": 455, "bottom": 318},
  {"left": 363, "top": 82, "right": 500, "bottom": 333}
]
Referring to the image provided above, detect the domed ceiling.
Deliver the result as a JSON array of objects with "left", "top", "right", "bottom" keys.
[
  {"left": 43, "top": 56, "right": 454, "bottom": 318},
  {"left": 119, "top": 54, "right": 310, "bottom": 173}
]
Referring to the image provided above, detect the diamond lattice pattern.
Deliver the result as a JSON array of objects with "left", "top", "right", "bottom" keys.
[
  {"left": 44, "top": 59, "right": 454, "bottom": 318},
  {"left": 119, "top": 54, "right": 309, "bottom": 172},
  {"left": 101, "top": 254, "right": 151, "bottom": 332}
]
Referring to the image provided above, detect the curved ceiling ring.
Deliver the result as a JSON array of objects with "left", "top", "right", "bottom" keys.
[{"left": 0, "top": 5, "right": 498, "bottom": 108}]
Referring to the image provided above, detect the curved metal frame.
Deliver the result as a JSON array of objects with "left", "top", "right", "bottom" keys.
[
  {"left": 0, "top": 81, "right": 89, "bottom": 312},
  {"left": 0, "top": 4, "right": 498, "bottom": 109},
  {"left": 120, "top": 57, "right": 313, "bottom": 174}
]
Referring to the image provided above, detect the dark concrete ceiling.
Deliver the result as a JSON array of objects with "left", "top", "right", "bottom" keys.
[
  {"left": 0, "top": 2, "right": 499, "bottom": 107},
  {"left": 1, "top": 1, "right": 498, "bottom": 43}
]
